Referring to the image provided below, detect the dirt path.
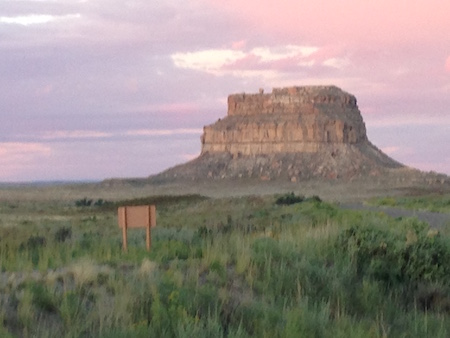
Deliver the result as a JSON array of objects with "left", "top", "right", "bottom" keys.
[{"left": 339, "top": 203, "right": 450, "bottom": 229}]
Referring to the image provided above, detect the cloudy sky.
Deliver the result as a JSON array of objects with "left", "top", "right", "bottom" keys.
[{"left": 1, "top": 0, "right": 449, "bottom": 182}]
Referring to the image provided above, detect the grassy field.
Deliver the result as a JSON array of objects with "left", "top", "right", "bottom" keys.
[
  {"left": 368, "top": 194, "right": 450, "bottom": 213},
  {"left": 0, "top": 183, "right": 449, "bottom": 337}
]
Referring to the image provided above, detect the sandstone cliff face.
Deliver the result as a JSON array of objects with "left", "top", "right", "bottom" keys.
[
  {"left": 201, "top": 86, "right": 367, "bottom": 156},
  {"left": 153, "top": 86, "right": 405, "bottom": 182}
]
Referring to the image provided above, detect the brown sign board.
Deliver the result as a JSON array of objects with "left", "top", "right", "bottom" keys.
[
  {"left": 118, "top": 205, "right": 156, "bottom": 229},
  {"left": 117, "top": 205, "right": 156, "bottom": 252}
]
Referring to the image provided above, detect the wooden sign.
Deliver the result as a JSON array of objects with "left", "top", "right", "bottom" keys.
[{"left": 118, "top": 205, "right": 156, "bottom": 252}]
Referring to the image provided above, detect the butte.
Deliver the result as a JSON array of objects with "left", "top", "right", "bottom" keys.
[{"left": 150, "top": 86, "right": 444, "bottom": 183}]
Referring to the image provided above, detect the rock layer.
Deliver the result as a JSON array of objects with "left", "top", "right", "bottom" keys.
[
  {"left": 201, "top": 86, "right": 367, "bottom": 156},
  {"left": 153, "top": 86, "right": 405, "bottom": 182}
]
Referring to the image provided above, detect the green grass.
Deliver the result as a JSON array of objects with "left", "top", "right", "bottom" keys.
[
  {"left": 369, "top": 194, "right": 450, "bottom": 213},
  {"left": 0, "top": 193, "right": 449, "bottom": 337}
]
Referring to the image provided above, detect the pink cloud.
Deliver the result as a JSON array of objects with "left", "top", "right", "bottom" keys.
[
  {"left": 306, "top": 45, "right": 346, "bottom": 64},
  {"left": 34, "top": 84, "right": 53, "bottom": 97},
  {"left": 206, "top": 1, "right": 449, "bottom": 47},
  {"left": 445, "top": 56, "right": 450, "bottom": 73},
  {"left": 221, "top": 53, "right": 262, "bottom": 70},
  {"left": 124, "top": 128, "right": 202, "bottom": 137},
  {"left": 133, "top": 102, "right": 200, "bottom": 114},
  {"left": 381, "top": 146, "right": 414, "bottom": 158},
  {"left": 407, "top": 159, "right": 450, "bottom": 174},
  {"left": 231, "top": 40, "right": 246, "bottom": 50},
  {"left": 40, "top": 130, "right": 112, "bottom": 140},
  {"left": 0, "top": 142, "right": 51, "bottom": 159},
  {"left": 124, "top": 78, "right": 139, "bottom": 93},
  {"left": 381, "top": 146, "right": 400, "bottom": 155},
  {"left": 364, "top": 113, "right": 450, "bottom": 128},
  {"left": 180, "top": 153, "right": 200, "bottom": 161},
  {"left": 221, "top": 53, "right": 313, "bottom": 72},
  {"left": 0, "top": 142, "right": 52, "bottom": 181}
]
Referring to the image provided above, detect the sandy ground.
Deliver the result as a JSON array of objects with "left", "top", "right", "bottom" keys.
[{"left": 0, "top": 176, "right": 449, "bottom": 203}]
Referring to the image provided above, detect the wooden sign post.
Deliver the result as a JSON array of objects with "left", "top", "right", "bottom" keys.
[{"left": 118, "top": 205, "right": 156, "bottom": 252}]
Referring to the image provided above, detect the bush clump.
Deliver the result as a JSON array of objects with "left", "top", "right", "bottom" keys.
[
  {"left": 275, "top": 192, "right": 305, "bottom": 205},
  {"left": 20, "top": 235, "right": 47, "bottom": 250},
  {"left": 305, "top": 195, "right": 322, "bottom": 203},
  {"left": 337, "top": 224, "right": 450, "bottom": 287},
  {"left": 75, "top": 198, "right": 110, "bottom": 207},
  {"left": 275, "top": 193, "right": 322, "bottom": 205},
  {"left": 54, "top": 226, "right": 72, "bottom": 243},
  {"left": 75, "top": 198, "right": 93, "bottom": 207}
]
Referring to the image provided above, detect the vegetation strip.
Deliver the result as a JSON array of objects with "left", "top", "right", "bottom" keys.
[{"left": 0, "top": 193, "right": 448, "bottom": 337}]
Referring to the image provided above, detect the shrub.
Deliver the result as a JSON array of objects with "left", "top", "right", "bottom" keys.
[
  {"left": 196, "top": 226, "right": 212, "bottom": 239},
  {"left": 275, "top": 192, "right": 305, "bottom": 205},
  {"left": 75, "top": 197, "right": 93, "bottom": 207},
  {"left": 337, "top": 224, "right": 450, "bottom": 288},
  {"left": 30, "top": 283, "right": 58, "bottom": 313},
  {"left": 376, "top": 197, "right": 397, "bottom": 207},
  {"left": 54, "top": 226, "right": 72, "bottom": 243},
  {"left": 93, "top": 199, "right": 108, "bottom": 206},
  {"left": 305, "top": 195, "right": 322, "bottom": 203},
  {"left": 20, "top": 235, "right": 47, "bottom": 251},
  {"left": 75, "top": 198, "right": 111, "bottom": 207}
]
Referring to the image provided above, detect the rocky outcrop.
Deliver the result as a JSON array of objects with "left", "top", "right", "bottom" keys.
[
  {"left": 201, "top": 86, "right": 367, "bottom": 156},
  {"left": 152, "top": 86, "right": 405, "bottom": 182}
]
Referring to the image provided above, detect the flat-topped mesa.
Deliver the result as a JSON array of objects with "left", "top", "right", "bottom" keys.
[
  {"left": 201, "top": 86, "right": 368, "bottom": 156},
  {"left": 152, "top": 85, "right": 407, "bottom": 182},
  {"left": 228, "top": 85, "right": 358, "bottom": 116}
]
